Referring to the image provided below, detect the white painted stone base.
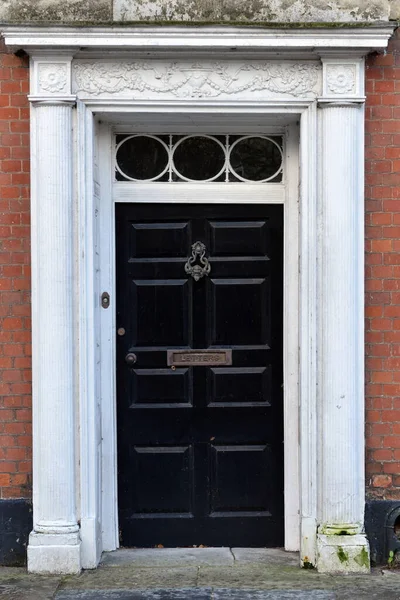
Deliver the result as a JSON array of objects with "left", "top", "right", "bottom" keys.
[
  {"left": 317, "top": 534, "right": 370, "bottom": 574},
  {"left": 27, "top": 532, "right": 81, "bottom": 574}
]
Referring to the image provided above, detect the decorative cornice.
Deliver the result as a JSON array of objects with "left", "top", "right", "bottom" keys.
[
  {"left": 73, "top": 60, "right": 321, "bottom": 100},
  {"left": 1, "top": 25, "right": 394, "bottom": 57}
]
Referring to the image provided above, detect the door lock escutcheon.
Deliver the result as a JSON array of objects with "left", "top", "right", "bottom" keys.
[{"left": 101, "top": 291, "right": 110, "bottom": 309}]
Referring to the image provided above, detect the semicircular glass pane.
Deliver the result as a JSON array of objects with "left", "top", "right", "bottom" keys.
[
  {"left": 229, "top": 136, "right": 282, "bottom": 182},
  {"left": 116, "top": 135, "right": 169, "bottom": 181},
  {"left": 173, "top": 136, "right": 225, "bottom": 181}
]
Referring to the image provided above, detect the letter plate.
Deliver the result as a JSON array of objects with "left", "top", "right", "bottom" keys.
[{"left": 167, "top": 349, "right": 232, "bottom": 367}]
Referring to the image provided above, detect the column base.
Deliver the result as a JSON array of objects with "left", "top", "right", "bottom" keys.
[
  {"left": 27, "top": 531, "right": 81, "bottom": 574},
  {"left": 317, "top": 533, "right": 370, "bottom": 573}
]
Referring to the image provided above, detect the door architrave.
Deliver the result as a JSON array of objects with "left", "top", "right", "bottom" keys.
[{"left": 89, "top": 112, "right": 305, "bottom": 557}]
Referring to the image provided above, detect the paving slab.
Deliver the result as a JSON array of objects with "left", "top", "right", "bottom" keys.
[
  {"left": 0, "top": 567, "right": 61, "bottom": 600},
  {"left": 55, "top": 591, "right": 336, "bottom": 600},
  {"left": 58, "top": 567, "right": 199, "bottom": 591},
  {"left": 101, "top": 548, "right": 234, "bottom": 568},
  {"left": 231, "top": 549, "right": 299, "bottom": 566},
  {"left": 214, "top": 592, "right": 335, "bottom": 600},
  {"left": 330, "top": 573, "right": 400, "bottom": 600},
  {"left": 197, "top": 564, "right": 332, "bottom": 590},
  {"left": 55, "top": 589, "right": 212, "bottom": 600}
]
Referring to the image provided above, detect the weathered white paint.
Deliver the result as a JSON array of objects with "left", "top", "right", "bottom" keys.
[
  {"left": 298, "top": 99, "right": 318, "bottom": 567},
  {"left": 113, "top": 182, "right": 285, "bottom": 204},
  {"left": 27, "top": 55, "right": 80, "bottom": 574},
  {"left": 2, "top": 26, "right": 395, "bottom": 54},
  {"left": 315, "top": 57, "right": 368, "bottom": 568},
  {"left": 317, "top": 534, "right": 370, "bottom": 573},
  {"left": 1, "top": 25, "right": 393, "bottom": 575}
]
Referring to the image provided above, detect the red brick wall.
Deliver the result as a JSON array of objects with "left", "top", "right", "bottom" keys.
[
  {"left": 0, "top": 40, "right": 32, "bottom": 500},
  {"left": 365, "top": 29, "right": 400, "bottom": 500},
  {"left": 0, "top": 29, "right": 400, "bottom": 503}
]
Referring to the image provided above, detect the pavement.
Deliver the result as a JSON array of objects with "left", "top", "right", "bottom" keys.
[{"left": 1, "top": 548, "right": 400, "bottom": 600}]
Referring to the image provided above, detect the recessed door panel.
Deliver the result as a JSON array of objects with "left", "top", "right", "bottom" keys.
[
  {"left": 209, "top": 220, "right": 268, "bottom": 257},
  {"left": 210, "top": 444, "right": 272, "bottom": 514},
  {"left": 130, "top": 222, "right": 191, "bottom": 259},
  {"left": 132, "top": 446, "right": 194, "bottom": 515},
  {"left": 207, "top": 367, "right": 271, "bottom": 407},
  {"left": 131, "top": 279, "right": 190, "bottom": 347},
  {"left": 116, "top": 203, "right": 283, "bottom": 547},
  {"left": 208, "top": 278, "right": 269, "bottom": 346},
  {"left": 129, "top": 368, "right": 192, "bottom": 408}
]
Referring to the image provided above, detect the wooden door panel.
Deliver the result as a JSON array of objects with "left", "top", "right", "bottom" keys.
[
  {"left": 130, "top": 221, "right": 191, "bottom": 258},
  {"left": 207, "top": 367, "right": 271, "bottom": 407},
  {"left": 131, "top": 279, "right": 191, "bottom": 348},
  {"left": 132, "top": 445, "right": 194, "bottom": 515},
  {"left": 129, "top": 368, "right": 193, "bottom": 408},
  {"left": 210, "top": 444, "right": 272, "bottom": 514},
  {"left": 208, "top": 278, "right": 269, "bottom": 346},
  {"left": 208, "top": 220, "right": 268, "bottom": 257},
  {"left": 116, "top": 203, "right": 283, "bottom": 548}
]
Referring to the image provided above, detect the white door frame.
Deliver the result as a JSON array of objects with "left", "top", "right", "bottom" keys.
[
  {"left": 2, "top": 24, "right": 394, "bottom": 574},
  {"left": 95, "top": 119, "right": 301, "bottom": 555}
]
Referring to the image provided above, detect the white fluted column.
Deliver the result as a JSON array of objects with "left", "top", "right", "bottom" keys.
[
  {"left": 316, "top": 96, "right": 368, "bottom": 572},
  {"left": 27, "top": 98, "right": 81, "bottom": 574}
]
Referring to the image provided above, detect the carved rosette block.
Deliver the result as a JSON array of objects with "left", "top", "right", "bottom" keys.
[
  {"left": 321, "top": 58, "right": 364, "bottom": 100},
  {"left": 30, "top": 54, "right": 75, "bottom": 103}
]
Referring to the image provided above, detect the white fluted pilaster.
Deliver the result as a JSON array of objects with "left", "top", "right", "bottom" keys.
[
  {"left": 27, "top": 99, "right": 81, "bottom": 574},
  {"left": 316, "top": 99, "right": 368, "bottom": 573}
]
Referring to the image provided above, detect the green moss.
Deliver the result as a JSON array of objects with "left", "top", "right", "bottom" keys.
[
  {"left": 354, "top": 547, "right": 369, "bottom": 569},
  {"left": 302, "top": 561, "right": 315, "bottom": 569},
  {"left": 337, "top": 547, "right": 349, "bottom": 563},
  {"left": 3, "top": 0, "right": 112, "bottom": 23},
  {"left": 0, "top": 18, "right": 386, "bottom": 27},
  {"left": 319, "top": 523, "right": 359, "bottom": 535}
]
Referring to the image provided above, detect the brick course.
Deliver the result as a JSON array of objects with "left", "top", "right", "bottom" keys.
[
  {"left": 0, "top": 40, "right": 31, "bottom": 500},
  {"left": 0, "top": 29, "right": 400, "bottom": 503}
]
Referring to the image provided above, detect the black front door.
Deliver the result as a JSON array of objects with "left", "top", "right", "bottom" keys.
[{"left": 116, "top": 203, "right": 284, "bottom": 547}]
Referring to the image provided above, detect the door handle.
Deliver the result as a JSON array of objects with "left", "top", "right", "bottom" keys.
[{"left": 125, "top": 353, "right": 137, "bottom": 366}]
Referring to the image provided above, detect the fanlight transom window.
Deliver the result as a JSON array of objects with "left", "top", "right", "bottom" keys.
[{"left": 115, "top": 134, "right": 283, "bottom": 183}]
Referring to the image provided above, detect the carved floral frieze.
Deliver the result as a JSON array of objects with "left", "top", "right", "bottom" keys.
[{"left": 73, "top": 61, "right": 321, "bottom": 99}]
